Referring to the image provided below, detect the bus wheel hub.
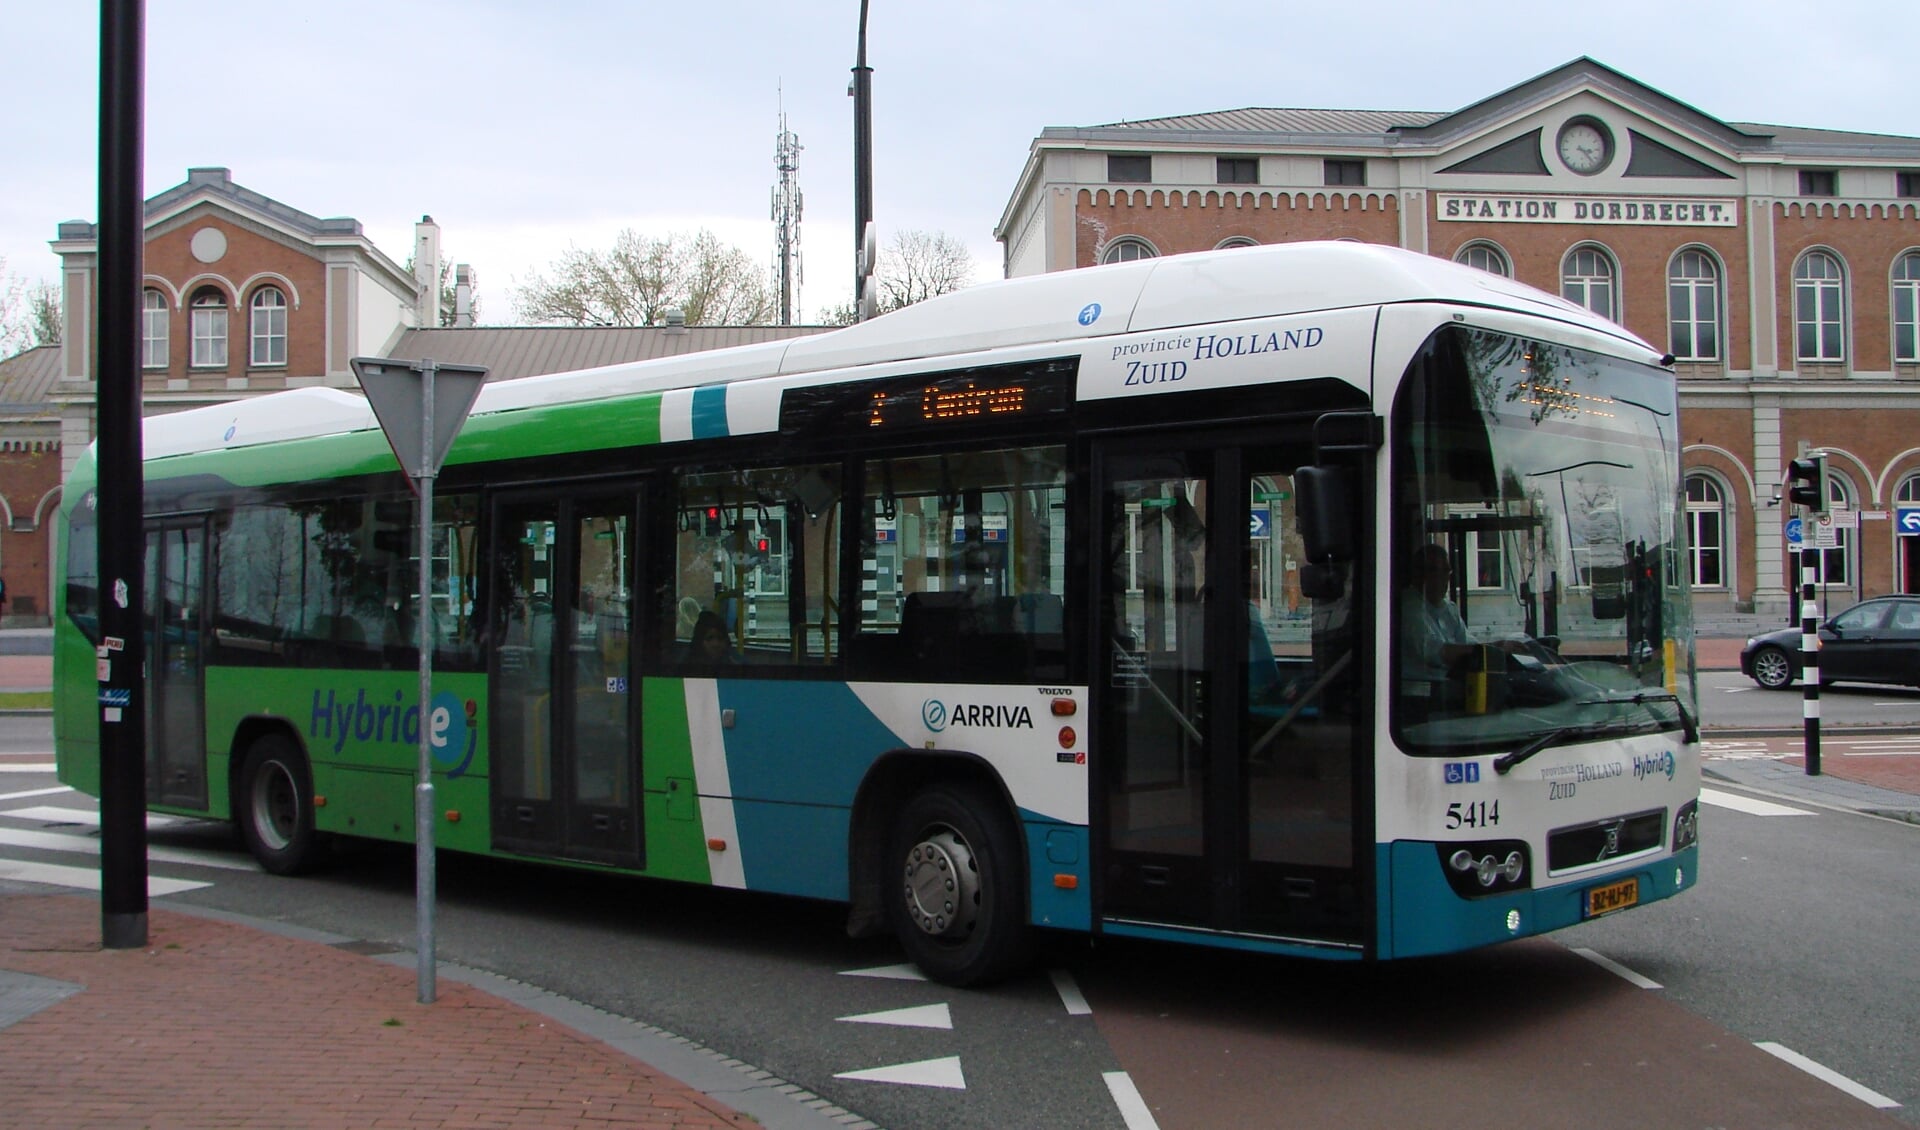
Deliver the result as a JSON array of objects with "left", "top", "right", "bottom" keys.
[{"left": 903, "top": 829, "right": 979, "bottom": 938}]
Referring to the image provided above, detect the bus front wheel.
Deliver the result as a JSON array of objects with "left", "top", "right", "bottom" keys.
[
  {"left": 238, "top": 735, "right": 325, "bottom": 875},
  {"left": 887, "top": 781, "right": 1030, "bottom": 986}
]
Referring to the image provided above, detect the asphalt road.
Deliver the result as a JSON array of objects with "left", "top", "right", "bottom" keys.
[
  {"left": 1701, "top": 669, "right": 1920, "bottom": 731},
  {"left": 5, "top": 714, "right": 1916, "bottom": 1127}
]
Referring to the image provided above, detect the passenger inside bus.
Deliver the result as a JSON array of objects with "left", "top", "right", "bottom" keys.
[{"left": 686, "top": 610, "right": 739, "bottom": 668}]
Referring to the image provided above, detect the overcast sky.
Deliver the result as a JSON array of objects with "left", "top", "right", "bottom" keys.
[{"left": 2, "top": 1, "right": 1912, "bottom": 325}]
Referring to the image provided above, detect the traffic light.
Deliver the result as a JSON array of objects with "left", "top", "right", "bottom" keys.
[{"left": 1786, "top": 455, "right": 1826, "bottom": 511}]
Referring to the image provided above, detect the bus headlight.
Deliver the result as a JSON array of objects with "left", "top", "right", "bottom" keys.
[
  {"left": 1437, "top": 840, "right": 1530, "bottom": 898},
  {"left": 1672, "top": 800, "right": 1699, "bottom": 852}
]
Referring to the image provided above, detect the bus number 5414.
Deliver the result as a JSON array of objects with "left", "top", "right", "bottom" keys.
[{"left": 1446, "top": 800, "right": 1500, "bottom": 829}]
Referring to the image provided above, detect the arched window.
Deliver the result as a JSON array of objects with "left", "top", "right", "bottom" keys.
[
  {"left": 1214, "top": 236, "right": 1257, "bottom": 250},
  {"left": 1668, "top": 250, "right": 1721, "bottom": 362},
  {"left": 1101, "top": 237, "right": 1157, "bottom": 265},
  {"left": 1561, "top": 245, "right": 1617, "bottom": 320},
  {"left": 1684, "top": 475, "right": 1725, "bottom": 587},
  {"left": 141, "top": 289, "right": 169, "bottom": 369},
  {"left": 1794, "top": 250, "right": 1847, "bottom": 363},
  {"left": 189, "top": 287, "right": 228, "bottom": 368},
  {"left": 1893, "top": 251, "right": 1920, "bottom": 365},
  {"left": 1455, "top": 242, "right": 1510, "bottom": 278},
  {"left": 1898, "top": 475, "right": 1920, "bottom": 593},
  {"left": 249, "top": 286, "right": 287, "bottom": 366}
]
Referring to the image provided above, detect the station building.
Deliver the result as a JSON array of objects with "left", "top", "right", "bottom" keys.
[
  {"left": 0, "top": 168, "right": 821, "bottom": 625},
  {"left": 996, "top": 57, "right": 1920, "bottom": 617}
]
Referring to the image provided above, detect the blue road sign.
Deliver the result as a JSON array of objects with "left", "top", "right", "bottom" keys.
[
  {"left": 1785, "top": 516, "right": 1803, "bottom": 545},
  {"left": 1249, "top": 507, "right": 1271, "bottom": 540},
  {"left": 1899, "top": 508, "right": 1920, "bottom": 536}
]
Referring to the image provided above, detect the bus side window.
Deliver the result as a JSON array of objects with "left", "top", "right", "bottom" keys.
[
  {"left": 849, "top": 445, "right": 1068, "bottom": 684},
  {"left": 663, "top": 462, "right": 842, "bottom": 672}
]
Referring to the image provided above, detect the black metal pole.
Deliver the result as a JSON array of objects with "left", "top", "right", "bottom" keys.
[
  {"left": 1801, "top": 546, "right": 1821, "bottom": 776},
  {"left": 852, "top": 0, "right": 873, "bottom": 300},
  {"left": 97, "top": 0, "right": 149, "bottom": 948}
]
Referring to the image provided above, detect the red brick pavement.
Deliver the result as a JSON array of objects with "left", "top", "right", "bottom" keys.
[{"left": 0, "top": 894, "right": 753, "bottom": 1129}]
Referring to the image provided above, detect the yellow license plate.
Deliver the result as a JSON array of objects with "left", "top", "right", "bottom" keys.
[{"left": 1584, "top": 877, "right": 1639, "bottom": 918}]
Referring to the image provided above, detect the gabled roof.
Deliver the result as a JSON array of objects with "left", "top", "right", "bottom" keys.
[
  {"left": 0, "top": 345, "right": 61, "bottom": 411},
  {"left": 1028, "top": 57, "right": 1920, "bottom": 159},
  {"left": 55, "top": 167, "right": 364, "bottom": 244},
  {"left": 386, "top": 325, "right": 836, "bottom": 382},
  {"left": 1091, "top": 108, "right": 1443, "bottom": 136}
]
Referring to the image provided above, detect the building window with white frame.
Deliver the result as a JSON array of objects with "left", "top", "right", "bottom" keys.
[
  {"left": 189, "top": 287, "right": 228, "bottom": 368},
  {"left": 1684, "top": 475, "right": 1725, "bottom": 587},
  {"left": 249, "top": 286, "right": 287, "bottom": 367},
  {"left": 1893, "top": 251, "right": 1920, "bottom": 365},
  {"left": 1455, "top": 242, "right": 1510, "bottom": 278},
  {"left": 1794, "top": 250, "right": 1847, "bottom": 364},
  {"left": 1561, "top": 245, "right": 1617, "bottom": 320},
  {"left": 1668, "top": 250, "right": 1721, "bottom": 362},
  {"left": 1101, "top": 237, "right": 1157, "bottom": 265},
  {"left": 141, "top": 289, "right": 169, "bottom": 369},
  {"left": 1215, "top": 236, "right": 1257, "bottom": 250}
]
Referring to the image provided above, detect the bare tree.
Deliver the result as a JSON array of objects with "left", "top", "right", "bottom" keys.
[
  {"left": 875, "top": 229, "right": 975, "bottom": 313},
  {"left": 514, "top": 229, "right": 773, "bottom": 326},
  {"left": 0, "top": 259, "right": 59, "bottom": 356}
]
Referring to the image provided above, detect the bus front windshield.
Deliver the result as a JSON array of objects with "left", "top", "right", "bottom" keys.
[{"left": 1391, "top": 325, "right": 1696, "bottom": 753}]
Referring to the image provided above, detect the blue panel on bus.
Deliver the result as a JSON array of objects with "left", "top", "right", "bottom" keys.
[
  {"left": 731, "top": 798, "right": 850, "bottom": 901},
  {"left": 1023, "top": 818, "right": 1089, "bottom": 931},
  {"left": 714, "top": 681, "right": 902, "bottom": 806},
  {"left": 1381, "top": 842, "right": 1697, "bottom": 959},
  {"left": 690, "top": 385, "right": 729, "bottom": 438}
]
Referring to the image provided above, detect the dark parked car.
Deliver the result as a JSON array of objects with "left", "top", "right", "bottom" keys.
[{"left": 1740, "top": 595, "right": 1920, "bottom": 690}]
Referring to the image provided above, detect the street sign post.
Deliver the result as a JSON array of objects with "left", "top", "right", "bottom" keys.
[{"left": 351, "top": 356, "right": 487, "bottom": 1003}]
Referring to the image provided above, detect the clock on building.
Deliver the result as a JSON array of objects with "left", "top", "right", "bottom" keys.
[{"left": 1556, "top": 118, "right": 1613, "bottom": 175}]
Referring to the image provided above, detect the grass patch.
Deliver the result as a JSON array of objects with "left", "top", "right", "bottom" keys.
[{"left": 0, "top": 691, "right": 50, "bottom": 710}]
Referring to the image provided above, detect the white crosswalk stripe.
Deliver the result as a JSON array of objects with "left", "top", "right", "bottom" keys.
[{"left": 0, "top": 798, "right": 244, "bottom": 894}]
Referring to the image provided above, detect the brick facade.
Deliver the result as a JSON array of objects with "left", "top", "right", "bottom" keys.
[{"left": 999, "top": 58, "right": 1920, "bottom": 616}]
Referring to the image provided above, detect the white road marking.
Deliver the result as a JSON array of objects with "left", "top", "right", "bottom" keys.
[
  {"left": 1103, "top": 1071, "right": 1163, "bottom": 1130},
  {"left": 1571, "top": 947, "right": 1663, "bottom": 989},
  {"left": 1050, "top": 968, "right": 1092, "bottom": 1015},
  {"left": 835, "top": 1003, "right": 952, "bottom": 1029},
  {"left": 1, "top": 805, "right": 180, "bottom": 828},
  {"left": 833, "top": 1056, "right": 966, "bottom": 1090},
  {"left": 0, "top": 827, "right": 258, "bottom": 871},
  {"left": 1700, "top": 788, "right": 1814, "bottom": 817},
  {"left": 0, "top": 857, "right": 210, "bottom": 896},
  {"left": 838, "top": 963, "right": 928, "bottom": 981},
  {"left": 0, "top": 785, "right": 74, "bottom": 803},
  {"left": 0, "top": 763, "right": 57, "bottom": 773},
  {"left": 1754, "top": 1042, "right": 1901, "bottom": 1109}
]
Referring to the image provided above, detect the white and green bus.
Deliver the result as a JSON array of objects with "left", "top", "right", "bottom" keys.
[{"left": 56, "top": 240, "right": 1700, "bottom": 984}]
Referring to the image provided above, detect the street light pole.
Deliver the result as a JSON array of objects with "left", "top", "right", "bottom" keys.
[{"left": 852, "top": 0, "right": 873, "bottom": 304}]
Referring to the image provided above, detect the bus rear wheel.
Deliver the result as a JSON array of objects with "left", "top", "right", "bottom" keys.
[
  {"left": 887, "top": 781, "right": 1030, "bottom": 986},
  {"left": 238, "top": 734, "right": 324, "bottom": 875}
]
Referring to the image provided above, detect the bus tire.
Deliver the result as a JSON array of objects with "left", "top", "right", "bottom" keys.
[
  {"left": 887, "top": 780, "right": 1030, "bottom": 986},
  {"left": 238, "top": 734, "right": 325, "bottom": 875}
]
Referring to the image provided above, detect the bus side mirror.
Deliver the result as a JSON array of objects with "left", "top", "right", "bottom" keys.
[{"left": 1294, "top": 465, "right": 1355, "bottom": 564}]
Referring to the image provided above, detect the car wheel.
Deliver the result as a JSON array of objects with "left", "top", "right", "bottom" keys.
[
  {"left": 1750, "top": 645, "right": 1795, "bottom": 691},
  {"left": 887, "top": 780, "right": 1031, "bottom": 987},
  {"left": 238, "top": 734, "right": 326, "bottom": 875}
]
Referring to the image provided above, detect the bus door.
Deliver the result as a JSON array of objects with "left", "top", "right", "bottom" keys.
[
  {"left": 143, "top": 519, "right": 208, "bottom": 809},
  {"left": 490, "top": 488, "right": 643, "bottom": 868},
  {"left": 1095, "top": 437, "right": 1365, "bottom": 945}
]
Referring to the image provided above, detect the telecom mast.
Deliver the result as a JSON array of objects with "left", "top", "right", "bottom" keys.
[{"left": 771, "top": 98, "right": 803, "bottom": 324}]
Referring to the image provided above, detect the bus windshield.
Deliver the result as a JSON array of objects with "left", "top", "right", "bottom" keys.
[{"left": 1391, "top": 325, "right": 1696, "bottom": 753}]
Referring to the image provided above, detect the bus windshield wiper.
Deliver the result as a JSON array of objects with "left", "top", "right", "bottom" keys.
[
  {"left": 1493, "top": 727, "right": 1586, "bottom": 775},
  {"left": 1573, "top": 690, "right": 1700, "bottom": 745}
]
